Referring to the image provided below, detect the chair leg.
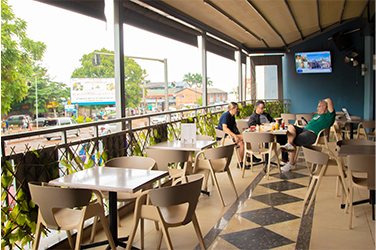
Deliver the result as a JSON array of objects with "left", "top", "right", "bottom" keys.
[
  {"left": 304, "top": 178, "right": 316, "bottom": 204},
  {"left": 125, "top": 218, "right": 140, "bottom": 250},
  {"left": 226, "top": 168, "right": 238, "bottom": 198},
  {"left": 157, "top": 229, "right": 163, "bottom": 250},
  {"left": 192, "top": 213, "right": 207, "bottom": 250},
  {"left": 66, "top": 230, "right": 74, "bottom": 249},
  {"left": 242, "top": 152, "right": 247, "bottom": 178},
  {"left": 90, "top": 216, "right": 98, "bottom": 243},
  {"left": 74, "top": 221, "right": 85, "bottom": 250},
  {"left": 349, "top": 186, "right": 354, "bottom": 229},
  {"left": 210, "top": 169, "right": 225, "bottom": 207},
  {"left": 274, "top": 145, "right": 281, "bottom": 175},
  {"left": 159, "top": 222, "right": 173, "bottom": 250},
  {"left": 118, "top": 209, "right": 121, "bottom": 227},
  {"left": 32, "top": 219, "right": 43, "bottom": 250},
  {"left": 305, "top": 176, "right": 323, "bottom": 215},
  {"left": 266, "top": 152, "right": 271, "bottom": 180},
  {"left": 140, "top": 218, "right": 145, "bottom": 249}
]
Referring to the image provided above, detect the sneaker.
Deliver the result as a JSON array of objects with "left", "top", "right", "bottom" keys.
[
  {"left": 280, "top": 162, "right": 294, "bottom": 171},
  {"left": 280, "top": 159, "right": 288, "bottom": 165},
  {"left": 237, "top": 162, "right": 251, "bottom": 170},
  {"left": 280, "top": 143, "right": 295, "bottom": 152}
]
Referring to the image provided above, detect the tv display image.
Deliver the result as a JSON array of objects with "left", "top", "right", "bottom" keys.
[{"left": 295, "top": 51, "right": 332, "bottom": 74}]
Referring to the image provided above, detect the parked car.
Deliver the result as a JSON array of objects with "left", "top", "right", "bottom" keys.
[
  {"left": 107, "top": 114, "right": 116, "bottom": 120},
  {"left": 32, "top": 117, "right": 47, "bottom": 127},
  {"left": 6, "top": 115, "right": 32, "bottom": 127},
  {"left": 43, "top": 117, "right": 80, "bottom": 140},
  {"left": 151, "top": 115, "right": 167, "bottom": 124},
  {"left": 89, "top": 121, "right": 129, "bottom": 136}
]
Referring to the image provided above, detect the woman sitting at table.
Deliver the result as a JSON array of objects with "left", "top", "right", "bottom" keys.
[{"left": 247, "top": 100, "right": 289, "bottom": 165}]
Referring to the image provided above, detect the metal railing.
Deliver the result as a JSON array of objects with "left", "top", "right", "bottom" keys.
[{"left": 0, "top": 99, "right": 290, "bottom": 249}]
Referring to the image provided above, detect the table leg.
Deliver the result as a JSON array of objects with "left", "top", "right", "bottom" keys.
[{"left": 350, "top": 125, "right": 354, "bottom": 139}]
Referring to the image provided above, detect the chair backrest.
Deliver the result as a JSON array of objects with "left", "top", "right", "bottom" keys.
[
  {"left": 146, "top": 148, "right": 190, "bottom": 171},
  {"left": 295, "top": 113, "right": 314, "bottom": 126},
  {"left": 196, "top": 134, "right": 214, "bottom": 141},
  {"left": 359, "top": 121, "right": 375, "bottom": 129},
  {"left": 243, "top": 132, "right": 275, "bottom": 154},
  {"left": 281, "top": 113, "right": 296, "bottom": 126},
  {"left": 236, "top": 120, "right": 249, "bottom": 133},
  {"left": 215, "top": 128, "right": 232, "bottom": 146},
  {"left": 199, "top": 144, "right": 234, "bottom": 171},
  {"left": 302, "top": 145, "right": 329, "bottom": 167},
  {"left": 347, "top": 155, "right": 375, "bottom": 190},
  {"left": 332, "top": 122, "right": 343, "bottom": 142},
  {"left": 337, "top": 139, "right": 376, "bottom": 147},
  {"left": 105, "top": 156, "right": 156, "bottom": 170},
  {"left": 28, "top": 182, "right": 92, "bottom": 230},
  {"left": 148, "top": 174, "right": 204, "bottom": 225}
]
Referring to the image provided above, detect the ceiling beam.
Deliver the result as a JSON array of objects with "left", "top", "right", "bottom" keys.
[
  {"left": 283, "top": 0, "right": 304, "bottom": 41},
  {"left": 137, "top": 0, "right": 243, "bottom": 48},
  {"left": 317, "top": 0, "right": 322, "bottom": 31},
  {"left": 203, "top": 0, "right": 262, "bottom": 42},
  {"left": 339, "top": 0, "right": 347, "bottom": 24},
  {"left": 245, "top": 0, "right": 288, "bottom": 47}
]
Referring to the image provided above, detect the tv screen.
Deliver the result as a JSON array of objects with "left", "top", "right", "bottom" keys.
[{"left": 295, "top": 51, "right": 332, "bottom": 74}]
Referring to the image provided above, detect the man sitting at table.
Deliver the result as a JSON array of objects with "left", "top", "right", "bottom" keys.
[
  {"left": 217, "top": 102, "right": 260, "bottom": 170},
  {"left": 247, "top": 100, "right": 289, "bottom": 165},
  {"left": 280, "top": 97, "right": 336, "bottom": 171}
]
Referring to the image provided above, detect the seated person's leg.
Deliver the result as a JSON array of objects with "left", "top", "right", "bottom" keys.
[{"left": 276, "top": 135, "right": 289, "bottom": 162}]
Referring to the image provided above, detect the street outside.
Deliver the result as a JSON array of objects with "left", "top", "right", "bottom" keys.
[{"left": 2, "top": 119, "right": 147, "bottom": 155}]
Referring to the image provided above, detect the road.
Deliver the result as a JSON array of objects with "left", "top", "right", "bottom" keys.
[{"left": 3, "top": 119, "right": 147, "bottom": 155}]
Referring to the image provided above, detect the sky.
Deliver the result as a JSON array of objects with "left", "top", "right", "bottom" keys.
[{"left": 9, "top": 0, "right": 240, "bottom": 92}]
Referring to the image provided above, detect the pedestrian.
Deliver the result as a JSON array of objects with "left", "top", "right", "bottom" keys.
[
  {"left": 5, "top": 119, "right": 9, "bottom": 134},
  {"left": 2, "top": 119, "right": 6, "bottom": 133},
  {"left": 22, "top": 116, "right": 28, "bottom": 132}
]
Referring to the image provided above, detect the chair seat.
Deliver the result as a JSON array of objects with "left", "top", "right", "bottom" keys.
[
  {"left": 353, "top": 177, "right": 368, "bottom": 187},
  {"left": 159, "top": 204, "right": 189, "bottom": 225},
  {"left": 196, "top": 158, "right": 227, "bottom": 172},
  {"left": 53, "top": 209, "right": 85, "bottom": 230}
]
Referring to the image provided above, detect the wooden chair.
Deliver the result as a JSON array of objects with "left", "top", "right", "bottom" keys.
[
  {"left": 28, "top": 182, "right": 116, "bottom": 250},
  {"left": 281, "top": 113, "right": 296, "bottom": 126},
  {"left": 242, "top": 132, "right": 280, "bottom": 179},
  {"left": 100, "top": 156, "right": 156, "bottom": 228},
  {"left": 146, "top": 148, "right": 191, "bottom": 183},
  {"left": 236, "top": 119, "right": 249, "bottom": 133},
  {"left": 340, "top": 116, "right": 362, "bottom": 139},
  {"left": 347, "top": 155, "right": 375, "bottom": 229},
  {"left": 215, "top": 128, "right": 240, "bottom": 167},
  {"left": 125, "top": 174, "right": 206, "bottom": 250},
  {"left": 193, "top": 144, "right": 238, "bottom": 207},
  {"left": 294, "top": 128, "right": 329, "bottom": 164},
  {"left": 301, "top": 146, "right": 348, "bottom": 215},
  {"left": 356, "top": 121, "right": 375, "bottom": 141}
]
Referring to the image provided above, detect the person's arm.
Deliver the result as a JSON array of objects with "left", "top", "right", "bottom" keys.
[
  {"left": 325, "top": 98, "right": 335, "bottom": 113},
  {"left": 222, "top": 124, "right": 240, "bottom": 143},
  {"left": 266, "top": 113, "right": 275, "bottom": 123},
  {"left": 247, "top": 114, "right": 257, "bottom": 127}
]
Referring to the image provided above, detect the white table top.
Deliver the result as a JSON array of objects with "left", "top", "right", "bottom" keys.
[
  {"left": 49, "top": 167, "right": 169, "bottom": 193},
  {"left": 147, "top": 140, "right": 217, "bottom": 151}
]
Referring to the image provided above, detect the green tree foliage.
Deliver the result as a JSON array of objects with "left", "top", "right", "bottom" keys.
[
  {"left": 1, "top": 0, "right": 46, "bottom": 114},
  {"left": 71, "top": 48, "right": 147, "bottom": 108}
]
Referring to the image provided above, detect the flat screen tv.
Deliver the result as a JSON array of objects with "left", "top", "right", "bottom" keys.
[{"left": 295, "top": 51, "right": 332, "bottom": 74}]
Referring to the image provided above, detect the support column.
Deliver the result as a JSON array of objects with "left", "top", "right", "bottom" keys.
[
  {"left": 164, "top": 59, "right": 169, "bottom": 111},
  {"left": 114, "top": 0, "right": 126, "bottom": 120},
  {"left": 237, "top": 50, "right": 243, "bottom": 102},
  {"left": 363, "top": 35, "right": 374, "bottom": 120},
  {"left": 200, "top": 33, "right": 208, "bottom": 106}
]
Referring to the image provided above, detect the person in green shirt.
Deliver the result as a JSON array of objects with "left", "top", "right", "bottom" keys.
[{"left": 280, "top": 98, "right": 336, "bottom": 171}]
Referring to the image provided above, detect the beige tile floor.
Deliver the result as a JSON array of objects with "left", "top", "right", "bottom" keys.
[{"left": 81, "top": 142, "right": 375, "bottom": 250}]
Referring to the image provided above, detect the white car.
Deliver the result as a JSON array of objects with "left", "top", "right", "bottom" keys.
[
  {"left": 89, "top": 123, "right": 120, "bottom": 136},
  {"left": 43, "top": 117, "right": 80, "bottom": 140},
  {"left": 151, "top": 115, "right": 167, "bottom": 124}
]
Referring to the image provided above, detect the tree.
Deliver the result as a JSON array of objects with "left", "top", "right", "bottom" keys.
[
  {"left": 1, "top": 0, "right": 46, "bottom": 114},
  {"left": 182, "top": 73, "right": 213, "bottom": 105},
  {"left": 71, "top": 48, "right": 147, "bottom": 109}
]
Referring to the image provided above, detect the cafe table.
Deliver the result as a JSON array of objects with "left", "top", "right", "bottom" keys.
[
  {"left": 338, "top": 144, "right": 375, "bottom": 213},
  {"left": 49, "top": 166, "right": 169, "bottom": 249}
]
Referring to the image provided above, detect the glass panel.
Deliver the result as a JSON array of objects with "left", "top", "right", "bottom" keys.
[{"left": 255, "top": 65, "right": 278, "bottom": 99}]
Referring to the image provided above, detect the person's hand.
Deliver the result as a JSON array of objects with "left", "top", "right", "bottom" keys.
[
  {"left": 302, "top": 120, "right": 307, "bottom": 126},
  {"left": 234, "top": 135, "right": 240, "bottom": 144}
]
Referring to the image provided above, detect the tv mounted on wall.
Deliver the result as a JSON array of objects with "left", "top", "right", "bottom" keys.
[{"left": 295, "top": 51, "right": 332, "bottom": 74}]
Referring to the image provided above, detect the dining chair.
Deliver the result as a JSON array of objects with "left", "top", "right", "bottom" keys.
[
  {"left": 340, "top": 116, "right": 362, "bottom": 139},
  {"left": 146, "top": 148, "right": 191, "bottom": 183},
  {"left": 100, "top": 156, "right": 156, "bottom": 228},
  {"left": 331, "top": 122, "right": 343, "bottom": 142},
  {"left": 196, "top": 134, "right": 214, "bottom": 141},
  {"left": 356, "top": 121, "right": 375, "bottom": 141},
  {"left": 295, "top": 113, "right": 314, "bottom": 127},
  {"left": 242, "top": 132, "right": 280, "bottom": 179},
  {"left": 347, "top": 155, "right": 375, "bottom": 229},
  {"left": 294, "top": 128, "right": 329, "bottom": 164},
  {"left": 28, "top": 182, "right": 116, "bottom": 250},
  {"left": 125, "top": 174, "right": 206, "bottom": 250},
  {"left": 193, "top": 144, "right": 238, "bottom": 207},
  {"left": 215, "top": 128, "right": 240, "bottom": 167},
  {"left": 281, "top": 113, "right": 296, "bottom": 126},
  {"left": 236, "top": 120, "right": 249, "bottom": 133},
  {"left": 301, "top": 145, "right": 348, "bottom": 215}
]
